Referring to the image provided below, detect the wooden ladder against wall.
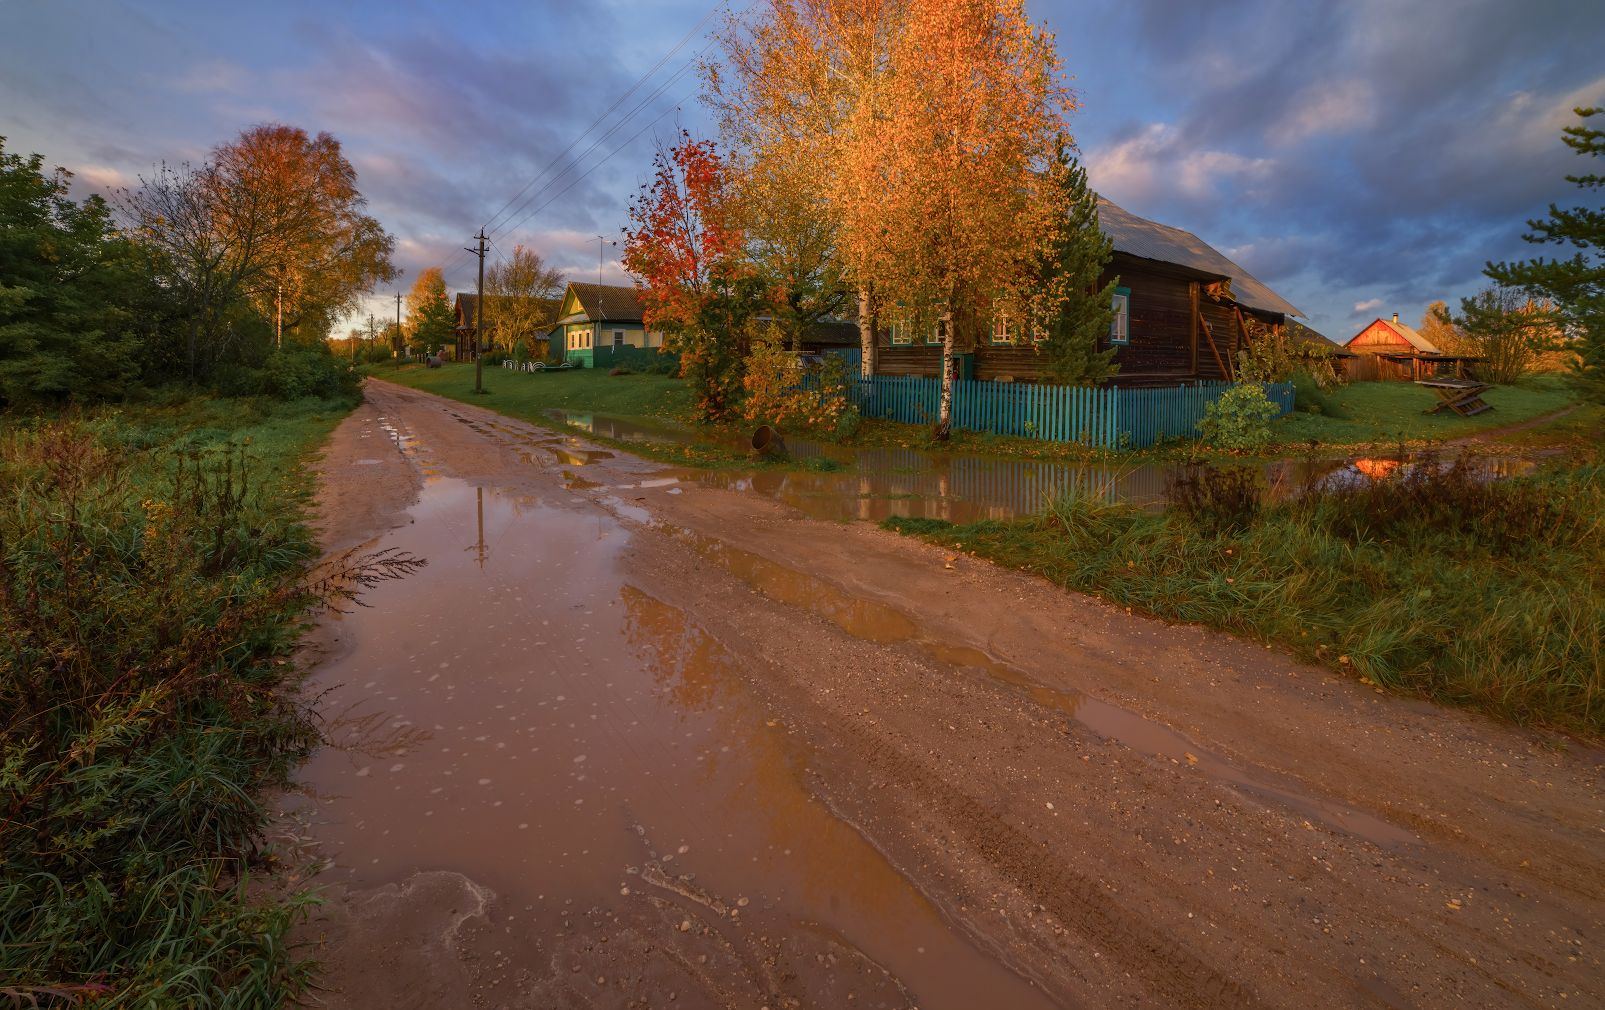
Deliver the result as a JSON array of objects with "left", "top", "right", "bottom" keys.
[{"left": 1196, "top": 307, "right": 1233, "bottom": 380}]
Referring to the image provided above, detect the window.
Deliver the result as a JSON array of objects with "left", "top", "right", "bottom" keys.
[
  {"left": 890, "top": 317, "right": 912, "bottom": 345},
  {"left": 613, "top": 329, "right": 625, "bottom": 347},
  {"left": 1109, "top": 287, "right": 1131, "bottom": 345},
  {"left": 991, "top": 312, "right": 1012, "bottom": 344},
  {"left": 1029, "top": 308, "right": 1047, "bottom": 343},
  {"left": 926, "top": 321, "right": 944, "bottom": 345}
]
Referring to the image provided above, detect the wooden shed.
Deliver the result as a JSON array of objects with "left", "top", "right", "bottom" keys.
[
  {"left": 872, "top": 198, "right": 1305, "bottom": 387},
  {"left": 1344, "top": 314, "right": 1480, "bottom": 381}
]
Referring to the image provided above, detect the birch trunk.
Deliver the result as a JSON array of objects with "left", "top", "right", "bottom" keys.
[
  {"left": 937, "top": 327, "right": 954, "bottom": 439},
  {"left": 857, "top": 285, "right": 877, "bottom": 378}
]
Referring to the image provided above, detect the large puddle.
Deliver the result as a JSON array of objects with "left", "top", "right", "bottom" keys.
[
  {"left": 292, "top": 470, "right": 1056, "bottom": 1006},
  {"left": 550, "top": 409, "right": 1536, "bottom": 524}
]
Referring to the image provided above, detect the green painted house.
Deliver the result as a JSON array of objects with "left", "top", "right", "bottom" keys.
[{"left": 554, "top": 282, "right": 664, "bottom": 367}]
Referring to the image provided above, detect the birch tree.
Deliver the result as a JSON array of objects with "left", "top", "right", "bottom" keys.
[
  {"left": 877, "top": 0, "right": 1072, "bottom": 435},
  {"left": 707, "top": 0, "right": 906, "bottom": 376}
]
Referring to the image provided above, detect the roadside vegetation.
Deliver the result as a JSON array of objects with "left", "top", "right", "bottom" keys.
[
  {"left": 2, "top": 125, "right": 388, "bottom": 1002},
  {"left": 0, "top": 398, "right": 411, "bottom": 1005},
  {"left": 887, "top": 456, "right": 1604, "bottom": 734}
]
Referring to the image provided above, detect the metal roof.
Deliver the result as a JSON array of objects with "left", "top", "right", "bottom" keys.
[
  {"left": 566, "top": 282, "right": 649, "bottom": 323},
  {"left": 1377, "top": 318, "right": 1439, "bottom": 353},
  {"left": 1097, "top": 198, "right": 1304, "bottom": 318}
]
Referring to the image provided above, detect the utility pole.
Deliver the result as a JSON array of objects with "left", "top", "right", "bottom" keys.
[
  {"left": 595, "top": 234, "right": 607, "bottom": 353},
  {"left": 395, "top": 291, "right": 404, "bottom": 359},
  {"left": 467, "top": 229, "right": 488, "bottom": 393}
]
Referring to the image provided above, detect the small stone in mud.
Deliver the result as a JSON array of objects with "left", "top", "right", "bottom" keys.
[
  {"left": 679, "top": 919, "right": 691, "bottom": 932},
  {"left": 737, "top": 897, "right": 749, "bottom": 907},
  {"left": 356, "top": 766, "right": 371, "bottom": 777}
]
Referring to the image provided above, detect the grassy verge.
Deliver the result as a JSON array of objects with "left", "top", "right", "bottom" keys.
[
  {"left": 884, "top": 458, "right": 1604, "bottom": 735},
  {"left": 1269, "top": 373, "right": 1579, "bottom": 447},
  {"left": 1, "top": 394, "right": 364, "bottom": 1005},
  {"left": 374, "top": 362, "right": 1589, "bottom": 469},
  {"left": 367, "top": 362, "right": 846, "bottom": 471}
]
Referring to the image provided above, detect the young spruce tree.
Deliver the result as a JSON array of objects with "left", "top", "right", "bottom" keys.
[
  {"left": 1485, "top": 106, "right": 1604, "bottom": 397},
  {"left": 1032, "top": 137, "right": 1119, "bottom": 385}
]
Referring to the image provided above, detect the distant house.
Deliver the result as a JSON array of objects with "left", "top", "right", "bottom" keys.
[
  {"left": 873, "top": 197, "right": 1305, "bottom": 387},
  {"left": 455, "top": 293, "right": 562, "bottom": 358},
  {"left": 554, "top": 282, "right": 665, "bottom": 367},
  {"left": 1344, "top": 313, "right": 1477, "bottom": 381}
]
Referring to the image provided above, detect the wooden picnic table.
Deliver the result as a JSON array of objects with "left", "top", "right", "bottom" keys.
[{"left": 1418, "top": 378, "right": 1493, "bottom": 417}]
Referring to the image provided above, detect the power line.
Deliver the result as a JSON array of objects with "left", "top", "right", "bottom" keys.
[
  {"left": 435, "top": 2, "right": 749, "bottom": 286},
  {"left": 478, "top": 0, "right": 732, "bottom": 236},
  {"left": 485, "top": 55, "right": 707, "bottom": 244}
]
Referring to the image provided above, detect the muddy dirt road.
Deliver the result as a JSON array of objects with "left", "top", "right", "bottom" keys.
[{"left": 281, "top": 377, "right": 1602, "bottom": 1009}]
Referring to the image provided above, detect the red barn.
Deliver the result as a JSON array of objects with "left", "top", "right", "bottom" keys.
[{"left": 1344, "top": 313, "right": 1476, "bottom": 381}]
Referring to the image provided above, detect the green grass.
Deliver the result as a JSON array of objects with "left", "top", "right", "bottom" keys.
[
  {"left": 369, "top": 362, "right": 832, "bottom": 470},
  {"left": 1, "top": 394, "right": 361, "bottom": 1006},
  {"left": 369, "top": 360, "right": 693, "bottom": 420},
  {"left": 1270, "top": 373, "right": 1579, "bottom": 447},
  {"left": 375, "top": 362, "right": 1588, "bottom": 471},
  {"left": 885, "top": 459, "right": 1605, "bottom": 735}
]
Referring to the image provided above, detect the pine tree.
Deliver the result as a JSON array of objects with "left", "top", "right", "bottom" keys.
[
  {"left": 1485, "top": 106, "right": 1604, "bottom": 396},
  {"left": 1030, "top": 137, "right": 1119, "bottom": 385}
]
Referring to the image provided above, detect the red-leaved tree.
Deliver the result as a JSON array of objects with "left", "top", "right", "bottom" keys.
[{"left": 622, "top": 133, "right": 765, "bottom": 420}]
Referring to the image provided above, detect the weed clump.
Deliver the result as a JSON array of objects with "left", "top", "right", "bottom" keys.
[{"left": 0, "top": 412, "right": 420, "bottom": 1003}]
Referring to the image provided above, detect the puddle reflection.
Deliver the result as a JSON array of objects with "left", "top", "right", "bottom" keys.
[{"left": 293, "top": 474, "right": 1054, "bottom": 1009}]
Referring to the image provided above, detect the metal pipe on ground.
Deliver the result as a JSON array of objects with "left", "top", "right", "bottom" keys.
[{"left": 751, "top": 425, "right": 788, "bottom": 460}]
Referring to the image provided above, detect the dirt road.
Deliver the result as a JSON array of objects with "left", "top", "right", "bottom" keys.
[{"left": 282, "top": 377, "right": 1602, "bottom": 1009}]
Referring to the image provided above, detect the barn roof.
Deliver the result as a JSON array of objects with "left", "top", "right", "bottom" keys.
[
  {"left": 1097, "top": 198, "right": 1304, "bottom": 318},
  {"left": 1369, "top": 317, "right": 1440, "bottom": 353}
]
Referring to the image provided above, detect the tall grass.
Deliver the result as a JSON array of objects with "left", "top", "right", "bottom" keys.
[
  {"left": 888, "top": 456, "right": 1605, "bottom": 733},
  {"left": 0, "top": 405, "right": 418, "bottom": 1006}
]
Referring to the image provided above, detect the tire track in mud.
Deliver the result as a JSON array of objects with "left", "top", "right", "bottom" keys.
[{"left": 329, "top": 379, "right": 1603, "bottom": 1009}]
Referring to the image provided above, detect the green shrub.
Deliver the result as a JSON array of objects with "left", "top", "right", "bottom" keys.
[
  {"left": 1291, "top": 369, "right": 1346, "bottom": 418},
  {"left": 1199, "top": 383, "right": 1280, "bottom": 449}
]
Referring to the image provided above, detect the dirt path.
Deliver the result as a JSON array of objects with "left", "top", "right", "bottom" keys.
[{"left": 284, "top": 378, "right": 1602, "bottom": 1009}]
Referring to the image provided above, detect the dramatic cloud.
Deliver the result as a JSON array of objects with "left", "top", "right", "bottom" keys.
[
  {"left": 1, "top": 0, "right": 1599, "bottom": 338},
  {"left": 1059, "top": 0, "right": 1605, "bottom": 339}
]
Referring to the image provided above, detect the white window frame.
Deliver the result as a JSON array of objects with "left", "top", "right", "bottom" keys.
[
  {"left": 1109, "top": 288, "right": 1131, "bottom": 345},
  {"left": 991, "top": 312, "right": 1012, "bottom": 344},
  {"left": 612, "top": 329, "right": 625, "bottom": 347},
  {"left": 890, "top": 317, "right": 912, "bottom": 345}
]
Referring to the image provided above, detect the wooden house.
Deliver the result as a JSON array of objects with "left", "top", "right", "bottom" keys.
[
  {"left": 873, "top": 198, "right": 1305, "bottom": 386},
  {"left": 454, "top": 293, "right": 561, "bottom": 359},
  {"left": 553, "top": 282, "right": 665, "bottom": 367},
  {"left": 1344, "top": 313, "right": 1478, "bottom": 381}
]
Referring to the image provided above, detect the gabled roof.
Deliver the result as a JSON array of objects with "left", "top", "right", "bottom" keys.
[
  {"left": 1286, "top": 319, "right": 1355, "bottom": 356},
  {"left": 1097, "top": 198, "right": 1304, "bottom": 318},
  {"left": 564, "top": 282, "right": 648, "bottom": 324},
  {"left": 1359, "top": 317, "right": 1440, "bottom": 354},
  {"left": 454, "top": 293, "right": 561, "bottom": 329}
]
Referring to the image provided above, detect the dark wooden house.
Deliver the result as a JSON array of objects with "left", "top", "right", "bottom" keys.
[{"left": 873, "top": 198, "right": 1305, "bottom": 386}]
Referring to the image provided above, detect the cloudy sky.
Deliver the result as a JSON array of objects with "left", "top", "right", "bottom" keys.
[{"left": 3, "top": 0, "right": 1601, "bottom": 340}]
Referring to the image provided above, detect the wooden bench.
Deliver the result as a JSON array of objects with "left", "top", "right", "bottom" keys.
[{"left": 1418, "top": 378, "right": 1493, "bottom": 417}]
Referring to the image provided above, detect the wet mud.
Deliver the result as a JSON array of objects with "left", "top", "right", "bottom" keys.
[{"left": 284, "top": 380, "right": 1604, "bottom": 1010}]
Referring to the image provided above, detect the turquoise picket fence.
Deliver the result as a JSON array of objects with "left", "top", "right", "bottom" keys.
[{"left": 832, "top": 375, "right": 1293, "bottom": 449}]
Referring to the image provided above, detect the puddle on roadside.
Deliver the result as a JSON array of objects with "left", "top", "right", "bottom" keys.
[
  {"left": 671, "top": 528, "right": 1416, "bottom": 850},
  {"left": 291, "top": 474, "right": 1055, "bottom": 1008},
  {"left": 549, "top": 408, "right": 1540, "bottom": 525}
]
